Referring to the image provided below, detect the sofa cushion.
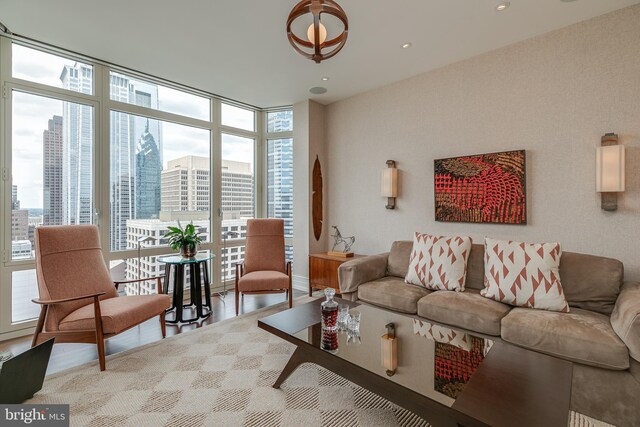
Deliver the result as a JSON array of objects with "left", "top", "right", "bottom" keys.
[
  {"left": 560, "top": 251, "right": 623, "bottom": 316},
  {"left": 417, "top": 289, "right": 511, "bottom": 336},
  {"left": 501, "top": 307, "right": 629, "bottom": 370},
  {"left": 481, "top": 238, "right": 569, "bottom": 313},
  {"left": 358, "top": 277, "right": 431, "bottom": 314},
  {"left": 59, "top": 294, "right": 170, "bottom": 334},
  {"left": 387, "top": 241, "right": 412, "bottom": 278},
  {"left": 465, "top": 244, "right": 485, "bottom": 290},
  {"left": 405, "top": 233, "right": 472, "bottom": 292}
]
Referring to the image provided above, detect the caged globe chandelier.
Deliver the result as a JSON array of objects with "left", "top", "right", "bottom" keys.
[{"left": 286, "top": 0, "right": 349, "bottom": 64}]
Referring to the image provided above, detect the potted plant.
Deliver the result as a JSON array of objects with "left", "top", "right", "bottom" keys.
[{"left": 165, "top": 222, "right": 202, "bottom": 258}]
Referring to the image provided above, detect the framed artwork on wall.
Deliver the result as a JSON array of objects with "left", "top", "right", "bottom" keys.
[{"left": 434, "top": 150, "right": 526, "bottom": 224}]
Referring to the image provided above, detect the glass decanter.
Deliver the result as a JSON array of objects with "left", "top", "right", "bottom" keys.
[{"left": 320, "top": 288, "right": 339, "bottom": 353}]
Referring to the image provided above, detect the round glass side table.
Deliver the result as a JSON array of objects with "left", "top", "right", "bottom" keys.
[{"left": 157, "top": 253, "right": 215, "bottom": 323}]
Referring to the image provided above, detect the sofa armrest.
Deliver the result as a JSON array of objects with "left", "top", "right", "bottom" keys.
[
  {"left": 611, "top": 281, "right": 640, "bottom": 362},
  {"left": 338, "top": 253, "right": 389, "bottom": 294}
]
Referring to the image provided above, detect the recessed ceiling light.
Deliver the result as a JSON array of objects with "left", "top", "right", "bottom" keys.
[
  {"left": 495, "top": 2, "right": 510, "bottom": 11},
  {"left": 321, "top": 77, "right": 330, "bottom": 81},
  {"left": 309, "top": 86, "right": 328, "bottom": 95},
  {"left": 401, "top": 42, "right": 412, "bottom": 49}
]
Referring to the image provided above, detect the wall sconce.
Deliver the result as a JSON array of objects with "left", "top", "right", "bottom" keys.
[
  {"left": 381, "top": 323, "right": 397, "bottom": 376},
  {"left": 381, "top": 160, "right": 398, "bottom": 209},
  {"left": 596, "top": 133, "right": 625, "bottom": 211}
]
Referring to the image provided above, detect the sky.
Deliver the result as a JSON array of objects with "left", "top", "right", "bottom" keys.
[{"left": 11, "top": 44, "right": 255, "bottom": 209}]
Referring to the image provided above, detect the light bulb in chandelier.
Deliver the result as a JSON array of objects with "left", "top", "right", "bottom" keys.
[{"left": 307, "top": 21, "right": 328, "bottom": 45}]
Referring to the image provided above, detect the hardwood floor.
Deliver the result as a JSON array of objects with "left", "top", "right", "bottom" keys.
[{"left": 0, "top": 289, "right": 306, "bottom": 375}]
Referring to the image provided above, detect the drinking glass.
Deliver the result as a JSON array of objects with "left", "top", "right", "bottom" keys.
[
  {"left": 347, "top": 310, "right": 361, "bottom": 335},
  {"left": 337, "top": 304, "right": 349, "bottom": 331}
]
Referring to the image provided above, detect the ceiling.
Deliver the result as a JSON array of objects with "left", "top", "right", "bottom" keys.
[{"left": 0, "top": 0, "right": 638, "bottom": 108}]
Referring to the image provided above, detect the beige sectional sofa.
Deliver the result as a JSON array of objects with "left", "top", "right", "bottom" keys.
[{"left": 338, "top": 241, "right": 640, "bottom": 427}]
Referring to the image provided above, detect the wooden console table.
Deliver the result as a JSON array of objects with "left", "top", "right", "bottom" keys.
[{"left": 308, "top": 253, "right": 364, "bottom": 296}]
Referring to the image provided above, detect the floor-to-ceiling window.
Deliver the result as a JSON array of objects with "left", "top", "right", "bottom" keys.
[
  {"left": 5, "top": 45, "right": 99, "bottom": 327},
  {"left": 265, "top": 109, "right": 294, "bottom": 263},
  {"left": 0, "top": 37, "right": 291, "bottom": 339},
  {"left": 218, "top": 103, "right": 257, "bottom": 286}
]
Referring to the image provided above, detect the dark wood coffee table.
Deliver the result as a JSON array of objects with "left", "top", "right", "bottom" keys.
[{"left": 258, "top": 298, "right": 572, "bottom": 427}]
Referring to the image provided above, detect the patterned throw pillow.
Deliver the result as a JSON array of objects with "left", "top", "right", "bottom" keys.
[
  {"left": 405, "top": 232, "right": 472, "bottom": 292},
  {"left": 481, "top": 237, "right": 569, "bottom": 312}
]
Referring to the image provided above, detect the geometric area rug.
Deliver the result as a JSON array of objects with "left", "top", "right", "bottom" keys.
[{"left": 27, "top": 299, "right": 614, "bottom": 427}]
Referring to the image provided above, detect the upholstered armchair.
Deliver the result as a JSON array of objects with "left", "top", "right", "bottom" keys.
[
  {"left": 235, "top": 219, "right": 292, "bottom": 315},
  {"left": 31, "top": 225, "right": 170, "bottom": 371}
]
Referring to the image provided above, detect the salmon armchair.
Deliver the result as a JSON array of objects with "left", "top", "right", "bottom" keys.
[
  {"left": 31, "top": 225, "right": 171, "bottom": 371},
  {"left": 235, "top": 219, "right": 292, "bottom": 315}
]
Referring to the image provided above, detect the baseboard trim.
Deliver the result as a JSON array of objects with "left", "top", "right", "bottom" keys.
[
  {"left": 0, "top": 326, "right": 35, "bottom": 342},
  {"left": 293, "top": 275, "right": 309, "bottom": 292}
]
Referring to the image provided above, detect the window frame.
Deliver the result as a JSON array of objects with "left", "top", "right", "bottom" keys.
[
  {"left": 0, "top": 36, "right": 290, "bottom": 340},
  {"left": 263, "top": 108, "right": 294, "bottom": 251}
]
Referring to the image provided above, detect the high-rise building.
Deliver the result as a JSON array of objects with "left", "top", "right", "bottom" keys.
[
  {"left": 10, "top": 185, "right": 28, "bottom": 241},
  {"left": 11, "top": 209, "right": 29, "bottom": 241},
  {"left": 221, "top": 160, "right": 254, "bottom": 219},
  {"left": 267, "top": 111, "right": 293, "bottom": 242},
  {"left": 267, "top": 110, "right": 293, "bottom": 133},
  {"left": 161, "top": 156, "right": 253, "bottom": 219},
  {"left": 109, "top": 73, "right": 162, "bottom": 250},
  {"left": 135, "top": 121, "right": 162, "bottom": 219},
  {"left": 60, "top": 64, "right": 93, "bottom": 225},
  {"left": 11, "top": 185, "right": 30, "bottom": 259},
  {"left": 161, "top": 156, "right": 210, "bottom": 212},
  {"left": 267, "top": 138, "right": 293, "bottom": 237},
  {"left": 11, "top": 185, "right": 19, "bottom": 210},
  {"left": 11, "top": 240, "right": 32, "bottom": 260},
  {"left": 43, "top": 115, "right": 64, "bottom": 226}
]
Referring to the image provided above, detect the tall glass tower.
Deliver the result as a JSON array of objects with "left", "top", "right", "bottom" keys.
[
  {"left": 108, "top": 73, "right": 162, "bottom": 250},
  {"left": 43, "top": 115, "right": 64, "bottom": 226},
  {"left": 267, "top": 111, "right": 294, "bottom": 239},
  {"left": 135, "top": 121, "right": 162, "bottom": 219},
  {"left": 60, "top": 64, "right": 93, "bottom": 225}
]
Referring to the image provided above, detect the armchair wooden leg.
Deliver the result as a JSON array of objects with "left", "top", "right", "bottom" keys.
[
  {"left": 234, "top": 270, "right": 240, "bottom": 316},
  {"left": 96, "top": 338, "right": 106, "bottom": 372},
  {"left": 93, "top": 296, "right": 106, "bottom": 371},
  {"left": 31, "top": 305, "right": 48, "bottom": 348},
  {"left": 159, "top": 312, "right": 166, "bottom": 338},
  {"left": 288, "top": 274, "right": 293, "bottom": 309},
  {"left": 235, "top": 287, "right": 240, "bottom": 316}
]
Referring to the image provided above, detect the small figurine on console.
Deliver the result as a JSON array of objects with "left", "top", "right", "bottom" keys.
[{"left": 329, "top": 226, "right": 355, "bottom": 258}]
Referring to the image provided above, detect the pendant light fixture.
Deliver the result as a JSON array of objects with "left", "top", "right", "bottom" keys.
[{"left": 286, "top": 0, "right": 349, "bottom": 63}]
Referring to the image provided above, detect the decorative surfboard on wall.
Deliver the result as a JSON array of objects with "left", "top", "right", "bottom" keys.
[
  {"left": 312, "top": 155, "right": 323, "bottom": 240},
  {"left": 434, "top": 150, "right": 526, "bottom": 224}
]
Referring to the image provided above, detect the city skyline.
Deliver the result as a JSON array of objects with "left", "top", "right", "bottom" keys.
[{"left": 11, "top": 46, "right": 255, "bottom": 210}]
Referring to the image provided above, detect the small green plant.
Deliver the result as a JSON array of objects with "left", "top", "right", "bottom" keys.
[{"left": 165, "top": 222, "right": 202, "bottom": 257}]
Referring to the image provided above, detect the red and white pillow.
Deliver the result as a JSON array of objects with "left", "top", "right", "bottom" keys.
[
  {"left": 481, "top": 237, "right": 569, "bottom": 312},
  {"left": 405, "top": 232, "right": 472, "bottom": 292}
]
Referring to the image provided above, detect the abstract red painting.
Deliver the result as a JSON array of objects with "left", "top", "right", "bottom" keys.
[{"left": 434, "top": 150, "right": 526, "bottom": 224}]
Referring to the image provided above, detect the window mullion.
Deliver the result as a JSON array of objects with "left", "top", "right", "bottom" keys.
[
  {"left": 106, "top": 100, "right": 213, "bottom": 131},
  {"left": 212, "top": 97, "right": 223, "bottom": 289}
]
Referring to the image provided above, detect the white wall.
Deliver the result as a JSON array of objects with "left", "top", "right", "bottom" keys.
[
  {"left": 293, "top": 101, "right": 310, "bottom": 287},
  {"left": 324, "top": 6, "right": 640, "bottom": 280},
  {"left": 293, "top": 100, "right": 328, "bottom": 288},
  {"left": 308, "top": 101, "right": 328, "bottom": 256}
]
